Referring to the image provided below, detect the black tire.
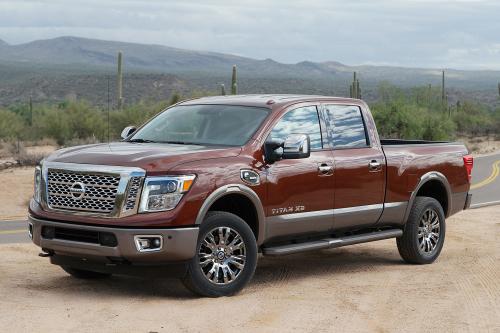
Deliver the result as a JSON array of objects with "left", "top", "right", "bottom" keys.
[
  {"left": 61, "top": 266, "right": 112, "bottom": 279},
  {"left": 397, "top": 197, "right": 446, "bottom": 264},
  {"left": 182, "top": 211, "right": 258, "bottom": 297}
]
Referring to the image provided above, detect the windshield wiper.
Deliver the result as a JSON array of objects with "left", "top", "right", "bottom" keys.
[
  {"left": 158, "top": 141, "right": 204, "bottom": 145},
  {"left": 128, "top": 138, "right": 156, "bottom": 143}
]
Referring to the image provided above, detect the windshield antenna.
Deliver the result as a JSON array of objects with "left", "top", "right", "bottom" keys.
[{"left": 107, "top": 75, "right": 110, "bottom": 143}]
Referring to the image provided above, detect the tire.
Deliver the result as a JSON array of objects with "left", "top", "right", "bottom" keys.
[
  {"left": 397, "top": 197, "right": 446, "bottom": 264},
  {"left": 61, "top": 266, "right": 112, "bottom": 279},
  {"left": 182, "top": 211, "right": 258, "bottom": 297}
]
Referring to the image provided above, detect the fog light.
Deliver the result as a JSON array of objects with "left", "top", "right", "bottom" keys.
[{"left": 134, "top": 235, "right": 163, "bottom": 252}]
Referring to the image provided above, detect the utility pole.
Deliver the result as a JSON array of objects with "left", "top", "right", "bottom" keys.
[
  {"left": 117, "top": 51, "right": 123, "bottom": 110},
  {"left": 107, "top": 76, "right": 110, "bottom": 143}
]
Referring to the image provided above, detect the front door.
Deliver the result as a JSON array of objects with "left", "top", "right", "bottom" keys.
[
  {"left": 322, "top": 104, "right": 386, "bottom": 230},
  {"left": 265, "top": 105, "right": 334, "bottom": 240}
]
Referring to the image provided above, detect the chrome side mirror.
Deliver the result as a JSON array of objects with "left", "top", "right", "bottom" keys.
[
  {"left": 121, "top": 126, "right": 136, "bottom": 139},
  {"left": 282, "top": 134, "right": 310, "bottom": 159}
]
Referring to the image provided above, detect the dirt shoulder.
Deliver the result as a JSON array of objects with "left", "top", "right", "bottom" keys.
[
  {"left": 0, "top": 167, "right": 34, "bottom": 220},
  {"left": 0, "top": 206, "right": 498, "bottom": 332}
]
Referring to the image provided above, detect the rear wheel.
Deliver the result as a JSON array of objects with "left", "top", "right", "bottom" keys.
[
  {"left": 397, "top": 197, "right": 446, "bottom": 264},
  {"left": 182, "top": 211, "right": 257, "bottom": 297},
  {"left": 61, "top": 266, "right": 112, "bottom": 279}
]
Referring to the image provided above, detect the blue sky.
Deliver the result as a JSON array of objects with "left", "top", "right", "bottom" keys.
[{"left": 0, "top": 0, "right": 499, "bottom": 69}]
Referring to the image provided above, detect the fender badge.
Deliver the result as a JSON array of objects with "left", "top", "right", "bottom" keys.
[{"left": 240, "top": 169, "right": 260, "bottom": 186}]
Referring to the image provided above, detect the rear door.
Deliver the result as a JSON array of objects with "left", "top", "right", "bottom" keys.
[
  {"left": 322, "top": 104, "right": 386, "bottom": 230},
  {"left": 265, "top": 104, "right": 335, "bottom": 240}
]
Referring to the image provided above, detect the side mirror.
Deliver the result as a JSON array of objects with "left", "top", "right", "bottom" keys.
[
  {"left": 264, "top": 134, "right": 310, "bottom": 164},
  {"left": 121, "top": 126, "right": 136, "bottom": 139},
  {"left": 282, "top": 134, "right": 310, "bottom": 159},
  {"left": 264, "top": 139, "right": 284, "bottom": 163}
]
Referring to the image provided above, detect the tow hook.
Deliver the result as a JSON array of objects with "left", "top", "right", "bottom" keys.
[{"left": 39, "top": 248, "right": 54, "bottom": 257}]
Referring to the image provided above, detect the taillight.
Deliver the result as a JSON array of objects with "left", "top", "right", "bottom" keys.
[{"left": 463, "top": 155, "right": 473, "bottom": 182}]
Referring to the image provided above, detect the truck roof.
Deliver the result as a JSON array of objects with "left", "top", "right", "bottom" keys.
[{"left": 180, "top": 94, "right": 363, "bottom": 109}]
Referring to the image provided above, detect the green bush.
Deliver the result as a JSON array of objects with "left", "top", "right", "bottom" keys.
[
  {"left": 0, "top": 85, "right": 498, "bottom": 147},
  {"left": 0, "top": 109, "right": 24, "bottom": 139}
]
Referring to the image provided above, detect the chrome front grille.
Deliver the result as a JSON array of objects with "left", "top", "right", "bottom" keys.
[
  {"left": 41, "top": 162, "right": 146, "bottom": 217},
  {"left": 47, "top": 170, "right": 121, "bottom": 214},
  {"left": 124, "top": 176, "right": 143, "bottom": 211}
]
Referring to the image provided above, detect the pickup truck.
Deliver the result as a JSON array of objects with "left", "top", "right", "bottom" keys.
[{"left": 28, "top": 95, "right": 473, "bottom": 297}]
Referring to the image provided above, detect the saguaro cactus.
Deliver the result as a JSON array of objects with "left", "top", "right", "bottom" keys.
[
  {"left": 28, "top": 95, "right": 33, "bottom": 126},
  {"left": 231, "top": 65, "right": 238, "bottom": 95},
  {"left": 220, "top": 83, "right": 226, "bottom": 96},
  {"left": 441, "top": 70, "right": 446, "bottom": 110},
  {"left": 117, "top": 51, "right": 123, "bottom": 110},
  {"left": 349, "top": 72, "right": 361, "bottom": 99}
]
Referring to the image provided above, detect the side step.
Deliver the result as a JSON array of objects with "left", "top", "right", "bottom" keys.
[{"left": 262, "top": 229, "right": 403, "bottom": 256}]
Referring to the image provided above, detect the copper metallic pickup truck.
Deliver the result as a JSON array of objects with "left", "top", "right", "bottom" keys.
[{"left": 29, "top": 95, "right": 473, "bottom": 297}]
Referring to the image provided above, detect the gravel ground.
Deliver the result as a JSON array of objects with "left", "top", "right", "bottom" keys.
[{"left": 0, "top": 206, "right": 499, "bottom": 332}]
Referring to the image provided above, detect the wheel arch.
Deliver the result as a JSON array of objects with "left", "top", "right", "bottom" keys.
[
  {"left": 404, "top": 171, "right": 452, "bottom": 223},
  {"left": 195, "top": 184, "right": 266, "bottom": 245}
]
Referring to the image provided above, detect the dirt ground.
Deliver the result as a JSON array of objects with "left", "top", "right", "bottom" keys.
[
  {"left": 0, "top": 207, "right": 498, "bottom": 332},
  {"left": 0, "top": 167, "right": 34, "bottom": 220}
]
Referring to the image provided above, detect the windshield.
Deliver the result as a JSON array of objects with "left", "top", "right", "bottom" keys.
[{"left": 129, "top": 104, "right": 270, "bottom": 146}]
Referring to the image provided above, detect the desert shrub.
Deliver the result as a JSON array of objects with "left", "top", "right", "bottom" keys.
[{"left": 0, "top": 109, "right": 25, "bottom": 139}]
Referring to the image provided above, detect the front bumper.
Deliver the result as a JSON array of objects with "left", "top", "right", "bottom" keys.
[{"left": 28, "top": 215, "right": 199, "bottom": 263}]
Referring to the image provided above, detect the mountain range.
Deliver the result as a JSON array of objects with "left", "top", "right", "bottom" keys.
[{"left": 0, "top": 36, "right": 499, "bottom": 107}]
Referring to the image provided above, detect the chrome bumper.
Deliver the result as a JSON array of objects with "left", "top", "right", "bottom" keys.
[{"left": 29, "top": 215, "right": 199, "bottom": 263}]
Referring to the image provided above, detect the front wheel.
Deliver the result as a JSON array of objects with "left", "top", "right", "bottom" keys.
[
  {"left": 182, "top": 211, "right": 258, "bottom": 297},
  {"left": 397, "top": 197, "right": 446, "bottom": 264}
]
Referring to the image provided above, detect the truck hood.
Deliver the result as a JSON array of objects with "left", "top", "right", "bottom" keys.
[{"left": 45, "top": 142, "right": 242, "bottom": 173}]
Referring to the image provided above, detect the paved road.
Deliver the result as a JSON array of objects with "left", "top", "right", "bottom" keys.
[
  {"left": 0, "top": 220, "right": 29, "bottom": 244},
  {"left": 1, "top": 152, "right": 499, "bottom": 244},
  {"left": 470, "top": 152, "right": 500, "bottom": 208}
]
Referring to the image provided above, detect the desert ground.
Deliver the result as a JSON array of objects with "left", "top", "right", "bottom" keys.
[
  {"left": 0, "top": 167, "right": 34, "bottom": 219},
  {"left": 0, "top": 205, "right": 499, "bottom": 332},
  {"left": 0, "top": 151, "right": 499, "bottom": 332}
]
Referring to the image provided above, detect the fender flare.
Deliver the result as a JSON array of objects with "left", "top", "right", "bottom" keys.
[
  {"left": 403, "top": 171, "right": 452, "bottom": 223},
  {"left": 195, "top": 184, "right": 266, "bottom": 245}
]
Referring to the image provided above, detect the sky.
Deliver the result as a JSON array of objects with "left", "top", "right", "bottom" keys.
[{"left": 0, "top": 0, "right": 499, "bottom": 70}]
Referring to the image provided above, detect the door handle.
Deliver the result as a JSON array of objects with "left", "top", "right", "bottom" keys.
[
  {"left": 318, "top": 164, "right": 333, "bottom": 174},
  {"left": 368, "top": 160, "right": 382, "bottom": 172}
]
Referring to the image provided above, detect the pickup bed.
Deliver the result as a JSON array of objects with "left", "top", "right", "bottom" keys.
[{"left": 28, "top": 95, "right": 473, "bottom": 297}]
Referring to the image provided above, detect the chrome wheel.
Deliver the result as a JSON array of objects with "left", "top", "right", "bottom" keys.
[
  {"left": 418, "top": 208, "right": 440, "bottom": 254},
  {"left": 198, "top": 227, "right": 246, "bottom": 285}
]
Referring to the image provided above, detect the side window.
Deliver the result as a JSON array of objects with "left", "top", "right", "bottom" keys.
[
  {"left": 269, "top": 106, "right": 322, "bottom": 150},
  {"left": 325, "top": 105, "right": 369, "bottom": 148}
]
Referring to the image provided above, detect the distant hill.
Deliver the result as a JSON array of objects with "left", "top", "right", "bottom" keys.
[{"left": 0, "top": 36, "right": 499, "bottom": 106}]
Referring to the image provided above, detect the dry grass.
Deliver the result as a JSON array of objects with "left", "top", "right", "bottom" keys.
[
  {"left": 459, "top": 135, "right": 500, "bottom": 156},
  {"left": 0, "top": 140, "right": 57, "bottom": 169}
]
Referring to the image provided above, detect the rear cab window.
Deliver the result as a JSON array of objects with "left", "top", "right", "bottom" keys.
[{"left": 323, "top": 105, "right": 369, "bottom": 148}]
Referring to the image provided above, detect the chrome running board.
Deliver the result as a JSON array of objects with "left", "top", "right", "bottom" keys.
[{"left": 262, "top": 228, "right": 403, "bottom": 256}]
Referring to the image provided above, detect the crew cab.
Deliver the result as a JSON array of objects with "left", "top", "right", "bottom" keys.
[{"left": 29, "top": 95, "right": 473, "bottom": 297}]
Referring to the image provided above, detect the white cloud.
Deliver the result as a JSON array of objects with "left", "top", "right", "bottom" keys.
[{"left": 0, "top": 0, "right": 499, "bottom": 69}]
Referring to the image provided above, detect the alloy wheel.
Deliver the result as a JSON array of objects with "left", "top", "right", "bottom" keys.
[
  {"left": 417, "top": 208, "right": 441, "bottom": 254},
  {"left": 198, "top": 227, "right": 247, "bottom": 285}
]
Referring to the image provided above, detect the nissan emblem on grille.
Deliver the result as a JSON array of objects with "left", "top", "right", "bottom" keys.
[{"left": 69, "top": 182, "right": 86, "bottom": 200}]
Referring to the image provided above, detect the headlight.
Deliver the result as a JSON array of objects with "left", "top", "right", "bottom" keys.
[
  {"left": 34, "top": 166, "right": 42, "bottom": 203},
  {"left": 139, "top": 175, "right": 195, "bottom": 213}
]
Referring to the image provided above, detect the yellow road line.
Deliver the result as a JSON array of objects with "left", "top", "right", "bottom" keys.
[
  {"left": 0, "top": 229, "right": 26, "bottom": 235},
  {"left": 471, "top": 160, "right": 500, "bottom": 190}
]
